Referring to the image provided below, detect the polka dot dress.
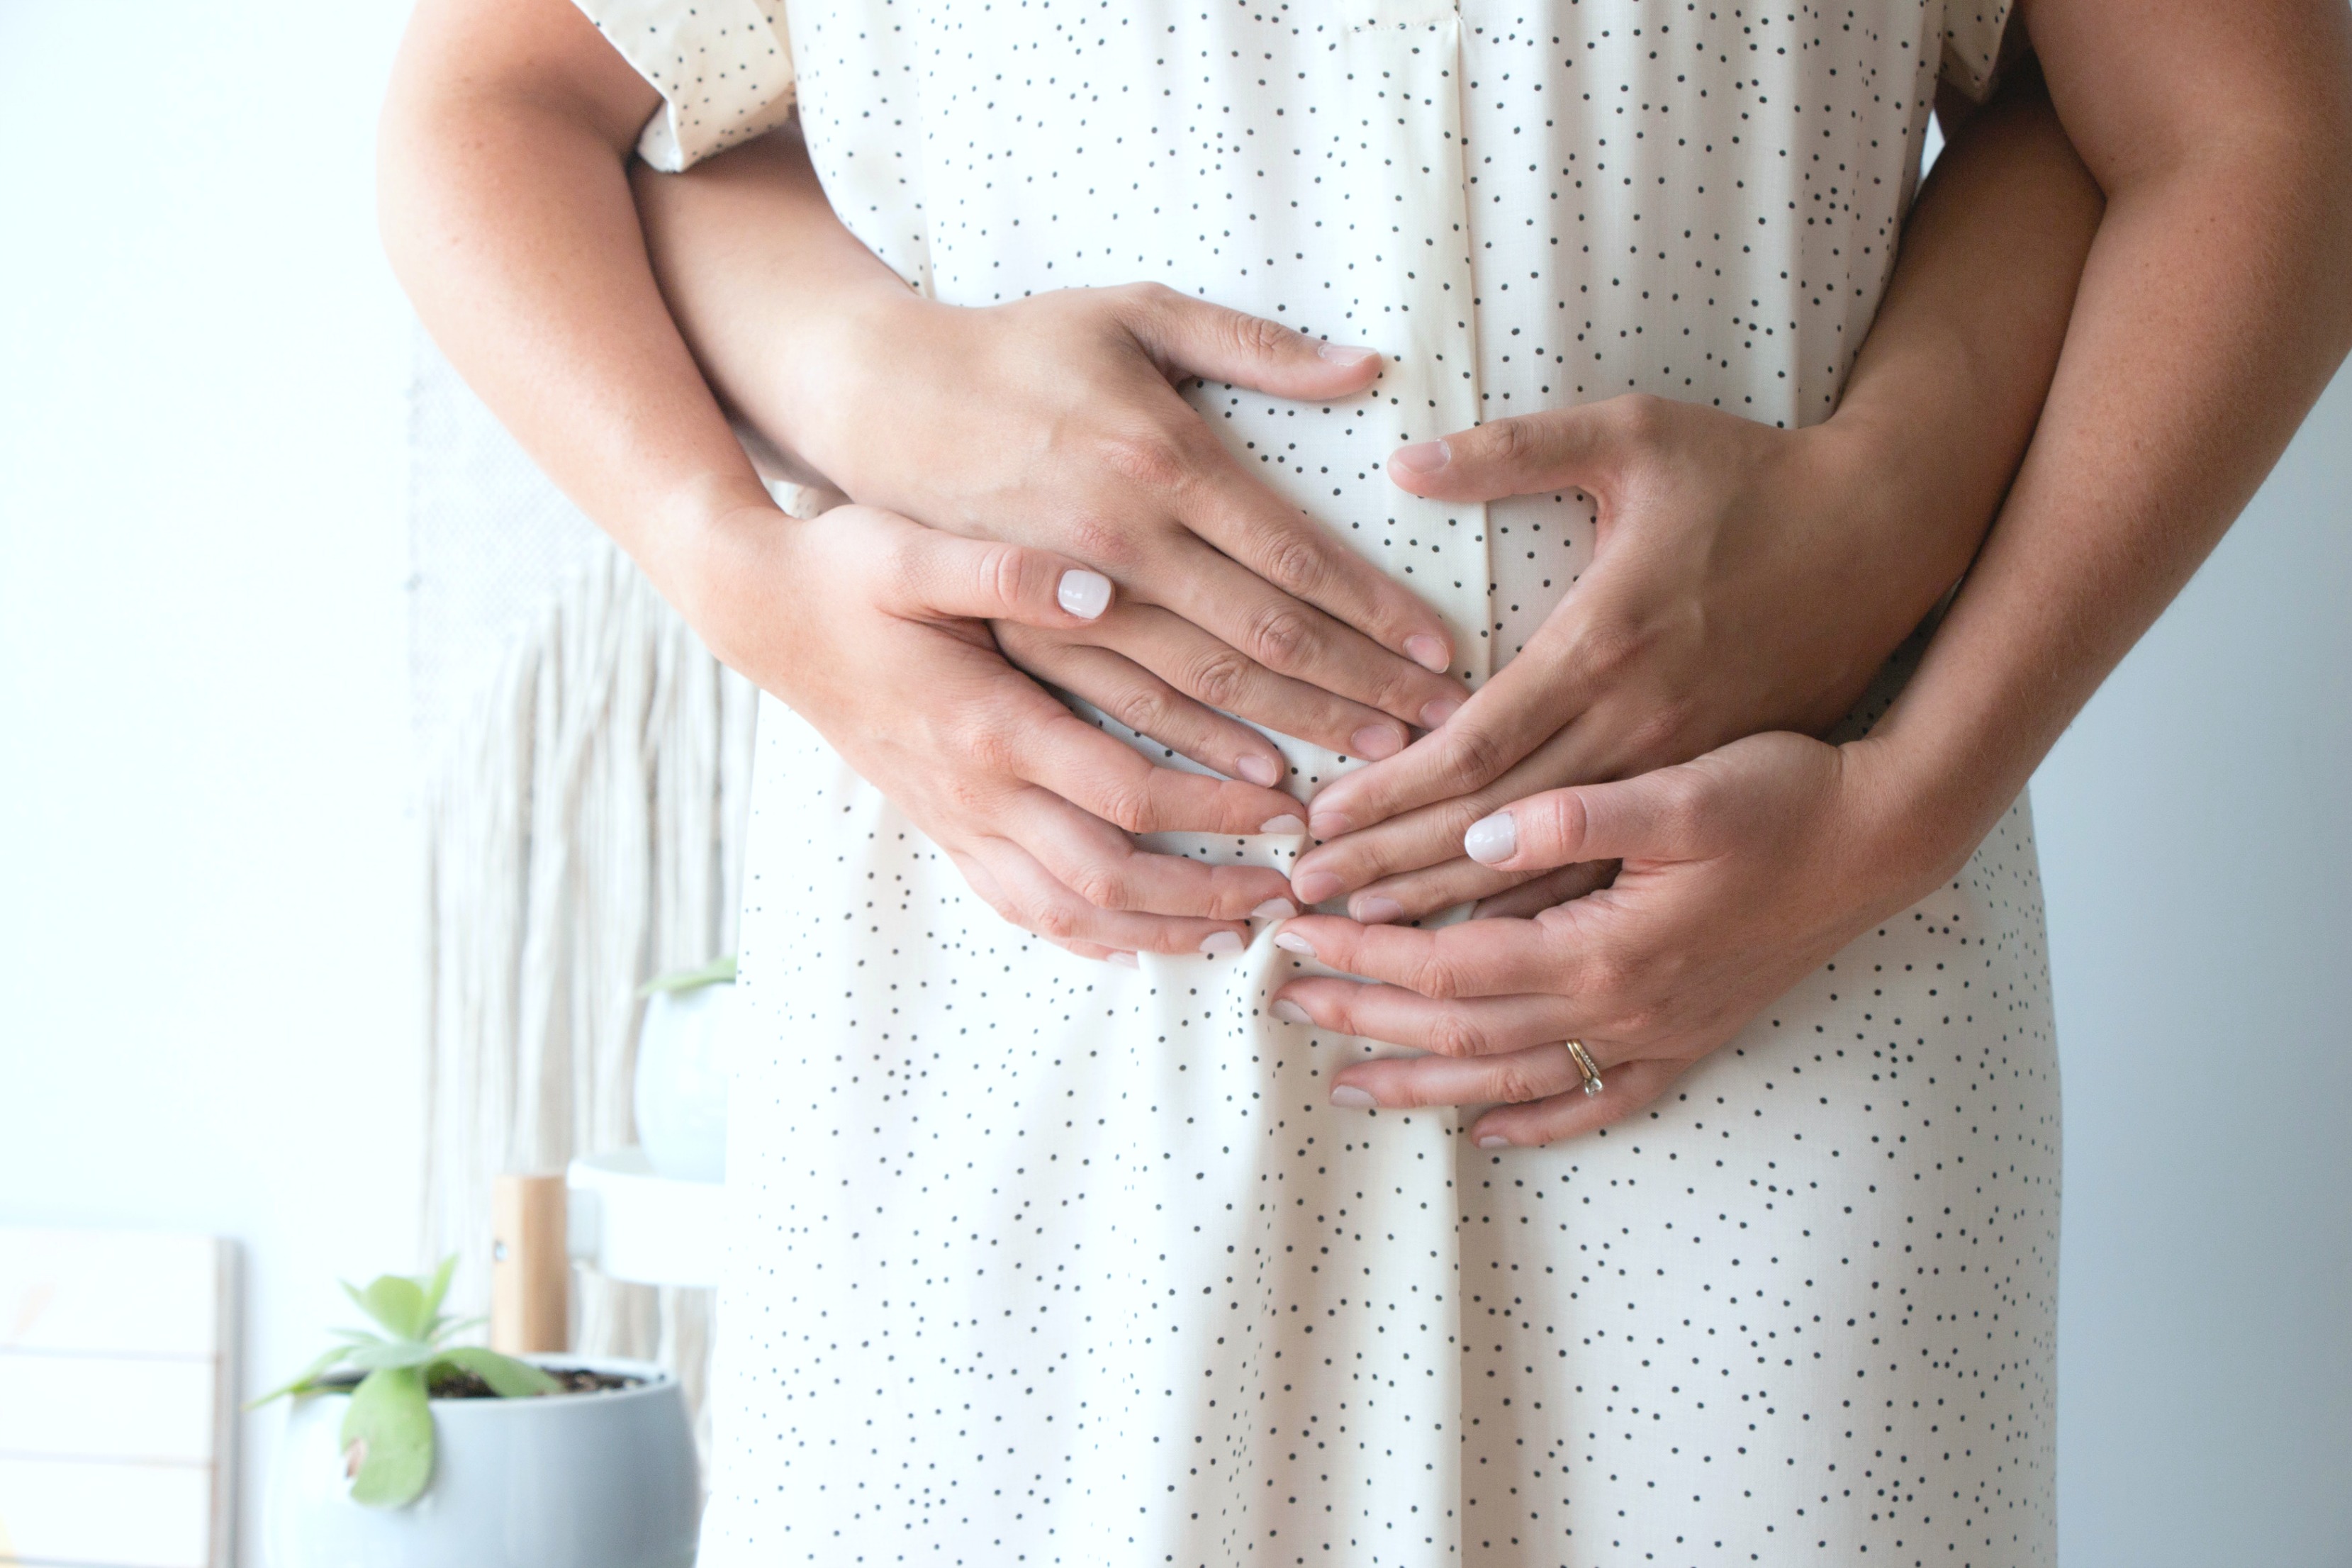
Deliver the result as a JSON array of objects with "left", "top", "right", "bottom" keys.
[{"left": 581, "top": 1, "right": 2058, "bottom": 1562}]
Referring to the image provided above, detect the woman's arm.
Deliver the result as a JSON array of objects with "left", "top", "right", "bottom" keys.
[
  {"left": 380, "top": 0, "right": 1316, "bottom": 961},
  {"left": 1270, "top": 4, "right": 2352, "bottom": 1144}
]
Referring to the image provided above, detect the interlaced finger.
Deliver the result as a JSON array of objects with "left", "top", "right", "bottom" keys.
[
  {"left": 963, "top": 834, "right": 1250, "bottom": 957},
  {"left": 1080, "top": 602, "right": 1413, "bottom": 762},
  {"left": 1002, "top": 788, "right": 1296, "bottom": 924},
  {"left": 994, "top": 622, "right": 1288, "bottom": 786},
  {"left": 1136, "top": 539, "right": 1464, "bottom": 737},
  {"left": 1016, "top": 702, "right": 1302, "bottom": 837},
  {"left": 1270, "top": 978, "right": 1596, "bottom": 1058},
  {"left": 1272, "top": 912, "right": 1572, "bottom": 999}
]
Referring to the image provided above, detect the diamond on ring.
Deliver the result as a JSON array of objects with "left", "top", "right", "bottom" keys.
[{"left": 1564, "top": 1040, "right": 1604, "bottom": 1097}]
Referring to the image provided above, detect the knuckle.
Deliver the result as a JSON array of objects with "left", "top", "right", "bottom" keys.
[
  {"left": 1604, "top": 391, "right": 1667, "bottom": 442},
  {"left": 1063, "top": 513, "right": 1135, "bottom": 569},
  {"left": 1407, "top": 956, "right": 1465, "bottom": 1001},
  {"left": 1181, "top": 646, "right": 1257, "bottom": 710},
  {"left": 1029, "top": 900, "right": 1086, "bottom": 941},
  {"left": 1114, "top": 683, "right": 1178, "bottom": 741},
  {"left": 1255, "top": 532, "right": 1328, "bottom": 598},
  {"left": 1488, "top": 1061, "right": 1549, "bottom": 1105},
  {"left": 1443, "top": 724, "right": 1515, "bottom": 786},
  {"left": 1063, "top": 861, "right": 1132, "bottom": 911},
  {"left": 1223, "top": 308, "right": 1295, "bottom": 362},
  {"left": 1097, "top": 427, "right": 1192, "bottom": 493},
  {"left": 1426, "top": 1015, "right": 1489, "bottom": 1059},
  {"left": 1623, "top": 693, "right": 1699, "bottom": 761},
  {"left": 1244, "top": 604, "right": 1318, "bottom": 669},
  {"left": 1571, "top": 612, "right": 1648, "bottom": 686},
  {"left": 1090, "top": 777, "right": 1155, "bottom": 834}
]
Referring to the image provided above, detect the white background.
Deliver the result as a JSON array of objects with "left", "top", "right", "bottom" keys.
[{"left": 1, "top": 3, "right": 2343, "bottom": 1562}]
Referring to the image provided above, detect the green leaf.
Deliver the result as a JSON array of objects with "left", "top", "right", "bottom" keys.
[
  {"left": 418, "top": 1255, "right": 457, "bottom": 1323},
  {"left": 353, "top": 1274, "right": 429, "bottom": 1341},
  {"left": 636, "top": 953, "right": 737, "bottom": 998},
  {"left": 246, "top": 1343, "right": 355, "bottom": 1409},
  {"left": 432, "top": 1345, "right": 564, "bottom": 1398},
  {"left": 340, "top": 1367, "right": 434, "bottom": 1507},
  {"left": 345, "top": 1337, "right": 440, "bottom": 1372}
]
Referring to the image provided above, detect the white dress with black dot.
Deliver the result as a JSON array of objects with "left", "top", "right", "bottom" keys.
[{"left": 581, "top": 2, "right": 2059, "bottom": 1562}]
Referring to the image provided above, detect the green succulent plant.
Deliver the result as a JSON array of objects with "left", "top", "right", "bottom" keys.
[{"left": 252, "top": 1255, "right": 560, "bottom": 1506}]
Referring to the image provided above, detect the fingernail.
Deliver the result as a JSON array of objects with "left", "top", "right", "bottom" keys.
[
  {"left": 1419, "top": 697, "right": 1461, "bottom": 729},
  {"left": 1353, "top": 894, "right": 1404, "bottom": 924},
  {"left": 1331, "top": 1085, "right": 1378, "bottom": 1109},
  {"left": 1350, "top": 725, "right": 1403, "bottom": 761},
  {"left": 1057, "top": 568, "right": 1112, "bottom": 620},
  {"left": 1237, "top": 754, "right": 1281, "bottom": 788},
  {"left": 1476, "top": 1133, "right": 1511, "bottom": 1150},
  {"left": 1404, "top": 634, "right": 1451, "bottom": 673},
  {"left": 1318, "top": 340, "right": 1379, "bottom": 368},
  {"left": 1271, "top": 998, "right": 1311, "bottom": 1024},
  {"left": 1307, "top": 809, "right": 1352, "bottom": 839},
  {"left": 1464, "top": 811, "right": 1517, "bottom": 866},
  {"left": 1199, "top": 930, "right": 1244, "bottom": 957},
  {"left": 1260, "top": 813, "right": 1307, "bottom": 835},
  {"left": 1109, "top": 951, "right": 1140, "bottom": 969},
  {"left": 1392, "top": 439, "right": 1451, "bottom": 474},
  {"left": 1275, "top": 930, "right": 1316, "bottom": 956},
  {"left": 1253, "top": 897, "right": 1299, "bottom": 920},
  {"left": 1291, "top": 870, "right": 1343, "bottom": 904}
]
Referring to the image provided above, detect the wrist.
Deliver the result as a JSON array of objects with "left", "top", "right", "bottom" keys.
[{"left": 1837, "top": 722, "right": 2021, "bottom": 906}]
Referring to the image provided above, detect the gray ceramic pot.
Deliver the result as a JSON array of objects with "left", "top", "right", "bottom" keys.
[{"left": 266, "top": 1355, "right": 698, "bottom": 1568}]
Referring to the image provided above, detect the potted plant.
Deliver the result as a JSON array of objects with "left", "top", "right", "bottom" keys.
[
  {"left": 634, "top": 954, "right": 736, "bottom": 1183},
  {"left": 257, "top": 1258, "right": 699, "bottom": 1568}
]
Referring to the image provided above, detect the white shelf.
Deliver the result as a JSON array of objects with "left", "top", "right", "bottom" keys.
[{"left": 564, "top": 1149, "right": 722, "bottom": 1289}]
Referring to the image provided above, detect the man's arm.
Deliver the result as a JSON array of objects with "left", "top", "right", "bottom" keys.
[{"left": 1866, "top": 0, "right": 2352, "bottom": 871}]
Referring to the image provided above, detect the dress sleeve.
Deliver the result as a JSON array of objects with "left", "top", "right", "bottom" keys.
[
  {"left": 572, "top": 0, "right": 796, "bottom": 172},
  {"left": 1938, "top": 1, "right": 2018, "bottom": 104}
]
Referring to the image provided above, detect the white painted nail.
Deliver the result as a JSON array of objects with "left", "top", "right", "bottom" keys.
[
  {"left": 1253, "top": 897, "right": 1299, "bottom": 920},
  {"left": 1199, "top": 930, "right": 1244, "bottom": 957},
  {"left": 1057, "top": 568, "right": 1112, "bottom": 620},
  {"left": 1477, "top": 1133, "right": 1511, "bottom": 1150},
  {"left": 1464, "top": 811, "right": 1517, "bottom": 866},
  {"left": 1109, "top": 951, "right": 1140, "bottom": 969},
  {"left": 1404, "top": 634, "right": 1451, "bottom": 673},
  {"left": 1271, "top": 998, "right": 1311, "bottom": 1024},
  {"left": 1260, "top": 814, "right": 1307, "bottom": 835},
  {"left": 1331, "top": 1085, "right": 1377, "bottom": 1109},
  {"left": 1274, "top": 931, "right": 1315, "bottom": 956},
  {"left": 1237, "top": 754, "right": 1281, "bottom": 788}
]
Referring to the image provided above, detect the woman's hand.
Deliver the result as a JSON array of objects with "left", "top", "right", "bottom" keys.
[
  {"left": 684, "top": 497, "right": 1309, "bottom": 961},
  {"left": 637, "top": 138, "right": 1469, "bottom": 767},
  {"left": 1266, "top": 732, "right": 1942, "bottom": 1145},
  {"left": 1286, "top": 397, "right": 1968, "bottom": 920}
]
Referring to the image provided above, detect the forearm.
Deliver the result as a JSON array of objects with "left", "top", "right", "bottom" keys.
[
  {"left": 1863, "top": 7, "right": 2352, "bottom": 880},
  {"left": 631, "top": 123, "right": 916, "bottom": 488},
  {"left": 1815, "top": 65, "right": 2102, "bottom": 625},
  {"left": 378, "top": 0, "right": 772, "bottom": 615}
]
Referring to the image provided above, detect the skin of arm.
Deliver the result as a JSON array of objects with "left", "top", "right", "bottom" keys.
[
  {"left": 379, "top": 0, "right": 1329, "bottom": 962},
  {"left": 1272, "top": 3, "right": 2352, "bottom": 1144}
]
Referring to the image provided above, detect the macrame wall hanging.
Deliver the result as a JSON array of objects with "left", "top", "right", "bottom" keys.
[{"left": 406, "top": 331, "right": 758, "bottom": 1442}]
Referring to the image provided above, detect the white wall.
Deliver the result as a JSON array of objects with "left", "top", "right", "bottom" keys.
[
  {"left": 2039, "top": 366, "right": 2352, "bottom": 1566},
  {"left": 0, "top": 2, "right": 420, "bottom": 1562},
  {"left": 0, "top": 6, "right": 2344, "bottom": 1564}
]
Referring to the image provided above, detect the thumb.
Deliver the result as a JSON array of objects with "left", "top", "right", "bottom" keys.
[
  {"left": 1126, "top": 286, "right": 1383, "bottom": 399},
  {"left": 1460, "top": 764, "right": 1714, "bottom": 873},
  {"left": 1388, "top": 396, "right": 1649, "bottom": 504},
  {"left": 882, "top": 527, "right": 1116, "bottom": 630}
]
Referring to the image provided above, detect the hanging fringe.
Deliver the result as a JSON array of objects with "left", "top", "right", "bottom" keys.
[{"left": 419, "top": 537, "right": 756, "bottom": 1452}]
